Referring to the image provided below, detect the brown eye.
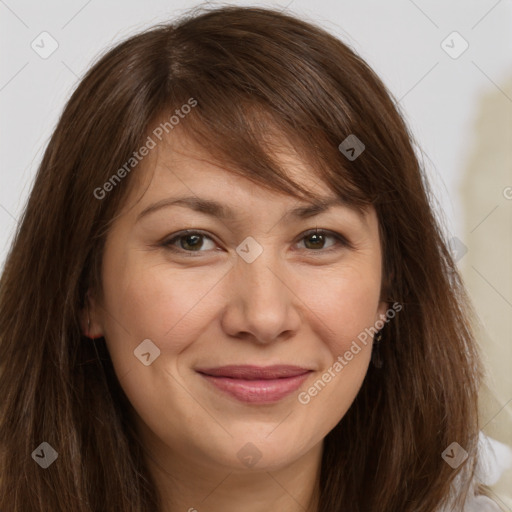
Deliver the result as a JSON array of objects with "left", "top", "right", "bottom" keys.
[
  {"left": 161, "top": 228, "right": 350, "bottom": 257},
  {"left": 163, "top": 230, "right": 217, "bottom": 254},
  {"left": 298, "top": 229, "right": 349, "bottom": 252}
]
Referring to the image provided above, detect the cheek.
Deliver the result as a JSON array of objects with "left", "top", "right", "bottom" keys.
[
  {"left": 295, "top": 269, "right": 379, "bottom": 429},
  {"left": 99, "top": 255, "right": 222, "bottom": 432},
  {"left": 304, "top": 262, "right": 382, "bottom": 354},
  {"left": 100, "top": 251, "right": 223, "bottom": 374}
]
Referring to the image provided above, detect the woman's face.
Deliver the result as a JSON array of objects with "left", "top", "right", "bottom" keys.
[{"left": 87, "top": 129, "right": 388, "bottom": 473}]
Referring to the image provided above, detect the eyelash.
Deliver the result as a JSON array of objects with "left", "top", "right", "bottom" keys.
[{"left": 161, "top": 228, "right": 352, "bottom": 257}]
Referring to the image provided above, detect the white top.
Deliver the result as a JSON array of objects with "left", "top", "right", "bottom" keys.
[{"left": 441, "top": 432, "right": 512, "bottom": 511}]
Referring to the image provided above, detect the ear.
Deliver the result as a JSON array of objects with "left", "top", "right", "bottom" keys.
[
  {"left": 376, "top": 298, "right": 389, "bottom": 325},
  {"left": 80, "top": 290, "right": 104, "bottom": 339},
  {"left": 376, "top": 269, "right": 394, "bottom": 323}
]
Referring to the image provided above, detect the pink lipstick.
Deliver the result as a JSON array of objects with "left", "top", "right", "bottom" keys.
[{"left": 195, "top": 365, "right": 312, "bottom": 404}]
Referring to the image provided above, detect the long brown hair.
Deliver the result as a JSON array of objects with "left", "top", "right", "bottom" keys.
[{"left": 0, "top": 4, "right": 488, "bottom": 511}]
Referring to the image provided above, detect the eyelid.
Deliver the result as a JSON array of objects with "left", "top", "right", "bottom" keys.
[
  {"left": 161, "top": 228, "right": 352, "bottom": 255},
  {"left": 298, "top": 228, "right": 353, "bottom": 250}
]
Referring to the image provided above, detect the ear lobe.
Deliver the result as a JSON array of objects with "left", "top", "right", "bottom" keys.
[
  {"left": 376, "top": 269, "right": 396, "bottom": 330},
  {"left": 377, "top": 299, "right": 389, "bottom": 323}
]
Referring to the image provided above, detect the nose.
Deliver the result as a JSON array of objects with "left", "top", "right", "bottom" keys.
[{"left": 220, "top": 247, "right": 302, "bottom": 344}]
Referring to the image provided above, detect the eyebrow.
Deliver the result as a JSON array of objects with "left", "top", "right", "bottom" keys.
[{"left": 136, "top": 195, "right": 363, "bottom": 223}]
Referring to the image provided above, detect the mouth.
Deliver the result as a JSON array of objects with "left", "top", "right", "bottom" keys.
[{"left": 195, "top": 365, "right": 312, "bottom": 404}]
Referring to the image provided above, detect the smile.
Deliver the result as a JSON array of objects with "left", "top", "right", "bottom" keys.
[{"left": 195, "top": 365, "right": 313, "bottom": 404}]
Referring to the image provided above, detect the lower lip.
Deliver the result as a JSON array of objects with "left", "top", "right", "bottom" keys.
[{"left": 198, "top": 372, "right": 311, "bottom": 404}]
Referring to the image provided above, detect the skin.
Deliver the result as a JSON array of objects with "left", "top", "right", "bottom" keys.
[{"left": 83, "top": 127, "right": 388, "bottom": 512}]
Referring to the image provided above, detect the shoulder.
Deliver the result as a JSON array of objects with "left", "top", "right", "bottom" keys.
[
  {"left": 463, "top": 432, "right": 512, "bottom": 511},
  {"left": 438, "top": 432, "right": 512, "bottom": 512},
  {"left": 463, "top": 494, "right": 502, "bottom": 511},
  {"left": 475, "top": 432, "right": 512, "bottom": 487}
]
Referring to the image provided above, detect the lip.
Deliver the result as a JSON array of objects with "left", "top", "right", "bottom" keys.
[
  {"left": 195, "top": 364, "right": 311, "bottom": 379},
  {"left": 195, "top": 365, "right": 312, "bottom": 404}
]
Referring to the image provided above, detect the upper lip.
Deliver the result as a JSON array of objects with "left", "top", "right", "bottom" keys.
[{"left": 195, "top": 365, "right": 312, "bottom": 380}]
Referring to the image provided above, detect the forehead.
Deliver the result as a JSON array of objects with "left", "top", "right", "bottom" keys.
[
  {"left": 118, "top": 122, "right": 373, "bottom": 232},
  {"left": 124, "top": 126, "right": 333, "bottom": 205}
]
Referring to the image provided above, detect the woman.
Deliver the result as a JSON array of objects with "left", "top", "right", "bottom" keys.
[{"left": 0, "top": 5, "right": 504, "bottom": 511}]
